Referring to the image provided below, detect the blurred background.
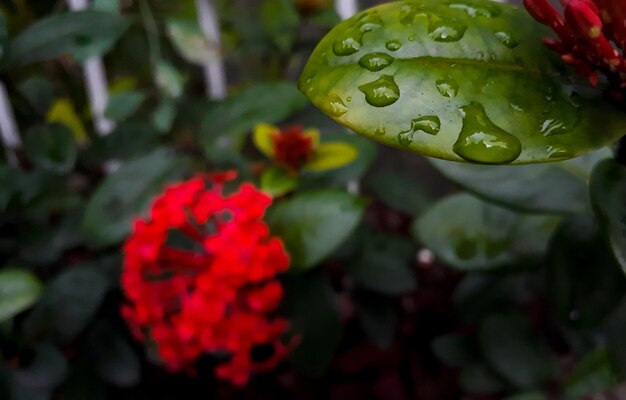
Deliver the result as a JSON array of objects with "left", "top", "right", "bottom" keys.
[{"left": 1, "top": 0, "right": 626, "bottom": 399}]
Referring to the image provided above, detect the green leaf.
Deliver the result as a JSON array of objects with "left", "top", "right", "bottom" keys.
[
  {"left": 11, "top": 344, "right": 67, "bottom": 399},
  {"left": 3, "top": 11, "right": 130, "bottom": 67},
  {"left": 23, "top": 124, "right": 76, "bottom": 174},
  {"left": 260, "top": 166, "right": 298, "bottom": 196},
  {"left": 546, "top": 215, "right": 626, "bottom": 328},
  {"left": 564, "top": 347, "right": 618, "bottom": 399},
  {"left": 355, "top": 292, "right": 397, "bottom": 349},
  {"left": 431, "top": 333, "right": 477, "bottom": 368},
  {"left": 590, "top": 159, "right": 626, "bottom": 274},
  {"left": 155, "top": 60, "right": 186, "bottom": 99},
  {"left": 0, "top": 268, "right": 42, "bottom": 322},
  {"left": 46, "top": 98, "right": 88, "bottom": 143},
  {"left": 413, "top": 194, "right": 560, "bottom": 270},
  {"left": 303, "top": 142, "right": 357, "bottom": 171},
  {"left": 166, "top": 19, "right": 220, "bottom": 65},
  {"left": 430, "top": 148, "right": 611, "bottom": 214},
  {"left": 299, "top": 0, "right": 626, "bottom": 164},
  {"left": 22, "top": 267, "right": 109, "bottom": 344},
  {"left": 504, "top": 392, "right": 548, "bottom": 400},
  {"left": 200, "top": 82, "right": 307, "bottom": 157},
  {"left": 267, "top": 190, "right": 366, "bottom": 269},
  {"left": 82, "top": 148, "right": 188, "bottom": 247},
  {"left": 260, "top": 0, "right": 300, "bottom": 52},
  {"left": 284, "top": 270, "right": 342, "bottom": 375},
  {"left": 151, "top": 98, "right": 177, "bottom": 133},
  {"left": 253, "top": 123, "right": 278, "bottom": 158},
  {"left": 479, "top": 314, "right": 555, "bottom": 389},
  {"left": 104, "top": 90, "right": 146, "bottom": 121},
  {"left": 365, "top": 169, "right": 431, "bottom": 215},
  {"left": 459, "top": 364, "right": 505, "bottom": 394},
  {"left": 82, "top": 121, "right": 161, "bottom": 165},
  {"left": 346, "top": 231, "right": 416, "bottom": 295}
]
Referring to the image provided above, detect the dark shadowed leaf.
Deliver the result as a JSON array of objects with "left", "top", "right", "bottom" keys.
[
  {"left": 82, "top": 148, "right": 188, "bottom": 247},
  {"left": 365, "top": 169, "right": 431, "bottom": 215},
  {"left": 546, "top": 215, "right": 626, "bottom": 328},
  {"left": 564, "top": 347, "right": 618, "bottom": 399},
  {"left": 105, "top": 90, "right": 146, "bottom": 121},
  {"left": 11, "top": 344, "right": 67, "bottom": 400},
  {"left": 299, "top": 0, "right": 626, "bottom": 164},
  {"left": 267, "top": 190, "right": 366, "bottom": 269},
  {"left": 479, "top": 314, "right": 555, "bottom": 389},
  {"left": 260, "top": 0, "right": 300, "bottom": 52},
  {"left": 3, "top": 11, "right": 130, "bottom": 67},
  {"left": 590, "top": 159, "right": 626, "bottom": 274},
  {"left": 23, "top": 124, "right": 76, "bottom": 174},
  {"left": 284, "top": 270, "right": 342, "bottom": 375},
  {"left": 413, "top": 194, "right": 560, "bottom": 270},
  {"left": 355, "top": 292, "right": 397, "bottom": 349},
  {"left": 431, "top": 333, "right": 478, "bottom": 368},
  {"left": 459, "top": 364, "right": 505, "bottom": 394}
]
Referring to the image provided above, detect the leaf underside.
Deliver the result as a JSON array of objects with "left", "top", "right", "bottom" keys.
[{"left": 299, "top": 0, "right": 626, "bottom": 164}]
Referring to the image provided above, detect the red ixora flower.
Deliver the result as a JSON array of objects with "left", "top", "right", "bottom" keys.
[
  {"left": 271, "top": 125, "right": 315, "bottom": 170},
  {"left": 524, "top": 0, "right": 626, "bottom": 97},
  {"left": 121, "top": 171, "right": 291, "bottom": 386}
]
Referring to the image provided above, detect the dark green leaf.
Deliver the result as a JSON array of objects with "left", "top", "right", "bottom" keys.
[
  {"left": 3, "top": 11, "right": 131, "bottom": 67},
  {"left": 151, "top": 98, "right": 177, "bottom": 133},
  {"left": 267, "top": 190, "right": 366, "bottom": 269},
  {"left": 504, "top": 392, "right": 548, "bottom": 400},
  {"left": 413, "top": 194, "right": 560, "bottom": 270},
  {"left": 82, "top": 148, "right": 188, "bottom": 247},
  {"left": 82, "top": 121, "right": 161, "bottom": 165},
  {"left": 459, "top": 364, "right": 505, "bottom": 394},
  {"left": 18, "top": 76, "right": 55, "bottom": 116},
  {"left": 299, "top": 0, "right": 626, "bottom": 164},
  {"left": 0, "top": 268, "right": 42, "bottom": 322},
  {"left": 430, "top": 148, "right": 611, "bottom": 213},
  {"left": 23, "top": 124, "right": 76, "bottom": 174},
  {"left": 105, "top": 90, "right": 146, "bottom": 121},
  {"left": 546, "top": 215, "right": 626, "bottom": 328},
  {"left": 564, "top": 347, "right": 618, "bottom": 399},
  {"left": 11, "top": 344, "right": 67, "bottom": 399},
  {"left": 22, "top": 266, "right": 109, "bottom": 344},
  {"left": 285, "top": 270, "right": 342, "bottom": 375},
  {"left": 347, "top": 231, "right": 416, "bottom": 294},
  {"left": 590, "top": 159, "right": 626, "bottom": 273},
  {"left": 355, "top": 292, "right": 397, "bottom": 349},
  {"left": 431, "top": 333, "right": 477, "bottom": 368},
  {"left": 365, "top": 169, "right": 431, "bottom": 214},
  {"left": 260, "top": 0, "right": 300, "bottom": 52},
  {"left": 479, "top": 314, "right": 555, "bottom": 389}
]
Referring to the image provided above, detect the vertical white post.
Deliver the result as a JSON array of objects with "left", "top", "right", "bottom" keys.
[
  {"left": 67, "top": 0, "right": 115, "bottom": 136},
  {"left": 335, "top": 0, "right": 358, "bottom": 20},
  {"left": 0, "top": 83, "right": 21, "bottom": 166},
  {"left": 195, "top": 0, "right": 227, "bottom": 100}
]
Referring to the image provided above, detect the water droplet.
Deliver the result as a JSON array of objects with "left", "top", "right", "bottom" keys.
[
  {"left": 398, "top": 131, "right": 413, "bottom": 147},
  {"left": 400, "top": 3, "right": 425, "bottom": 25},
  {"left": 509, "top": 101, "right": 524, "bottom": 112},
  {"left": 408, "top": 35, "right": 415, "bottom": 41},
  {"left": 359, "top": 53, "right": 395, "bottom": 71},
  {"left": 386, "top": 40, "right": 402, "bottom": 51},
  {"left": 428, "top": 17, "right": 467, "bottom": 42},
  {"left": 411, "top": 116, "right": 441, "bottom": 135},
  {"left": 540, "top": 119, "right": 570, "bottom": 136},
  {"left": 436, "top": 78, "right": 459, "bottom": 98},
  {"left": 453, "top": 102, "right": 521, "bottom": 164},
  {"left": 347, "top": 96, "right": 352, "bottom": 102},
  {"left": 358, "top": 75, "right": 400, "bottom": 107},
  {"left": 333, "top": 37, "right": 361, "bottom": 56},
  {"left": 374, "top": 126, "right": 386, "bottom": 136},
  {"left": 494, "top": 31, "right": 519, "bottom": 48},
  {"left": 448, "top": 1, "right": 501, "bottom": 17},
  {"left": 321, "top": 95, "right": 348, "bottom": 117},
  {"left": 547, "top": 145, "right": 574, "bottom": 159}
]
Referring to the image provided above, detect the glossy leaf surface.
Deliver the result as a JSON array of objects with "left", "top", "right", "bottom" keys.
[
  {"left": 590, "top": 159, "right": 626, "bottom": 273},
  {"left": 299, "top": 0, "right": 626, "bottom": 164}
]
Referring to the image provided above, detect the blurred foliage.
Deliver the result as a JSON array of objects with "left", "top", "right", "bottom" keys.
[{"left": 0, "top": 0, "right": 624, "bottom": 399}]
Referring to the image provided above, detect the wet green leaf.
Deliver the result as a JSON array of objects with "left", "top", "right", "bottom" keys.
[
  {"left": 0, "top": 268, "right": 42, "bottom": 322},
  {"left": 299, "top": 0, "right": 626, "bottom": 164},
  {"left": 590, "top": 159, "right": 626, "bottom": 274},
  {"left": 546, "top": 215, "right": 626, "bottom": 328},
  {"left": 82, "top": 148, "right": 188, "bottom": 247},
  {"left": 413, "top": 194, "right": 560, "bottom": 270},
  {"left": 3, "top": 11, "right": 130, "bottom": 67},
  {"left": 267, "top": 190, "right": 366, "bottom": 269},
  {"left": 430, "top": 148, "right": 611, "bottom": 213}
]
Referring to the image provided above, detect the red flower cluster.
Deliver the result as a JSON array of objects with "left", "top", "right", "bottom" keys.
[
  {"left": 272, "top": 125, "right": 314, "bottom": 170},
  {"left": 121, "top": 172, "right": 291, "bottom": 386},
  {"left": 524, "top": 0, "right": 626, "bottom": 96}
]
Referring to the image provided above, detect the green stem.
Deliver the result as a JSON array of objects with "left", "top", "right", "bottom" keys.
[{"left": 139, "top": 0, "right": 161, "bottom": 66}]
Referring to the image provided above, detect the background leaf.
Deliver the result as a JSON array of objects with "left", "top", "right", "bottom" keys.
[
  {"left": 23, "top": 124, "right": 76, "bottom": 174},
  {"left": 0, "top": 268, "right": 42, "bottom": 322}
]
